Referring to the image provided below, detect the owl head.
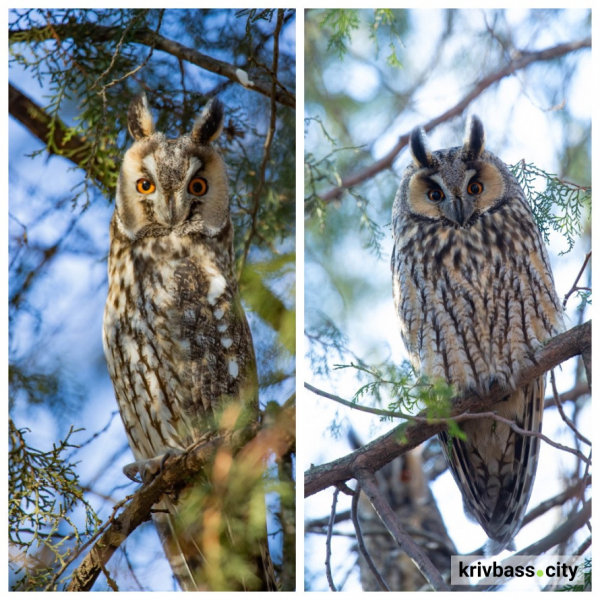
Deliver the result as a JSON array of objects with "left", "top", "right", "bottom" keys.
[
  {"left": 115, "top": 93, "right": 229, "bottom": 240},
  {"left": 397, "top": 116, "right": 515, "bottom": 229}
]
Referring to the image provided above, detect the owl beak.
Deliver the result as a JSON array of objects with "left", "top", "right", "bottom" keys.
[
  {"left": 442, "top": 196, "right": 474, "bottom": 227},
  {"left": 165, "top": 195, "right": 189, "bottom": 227}
]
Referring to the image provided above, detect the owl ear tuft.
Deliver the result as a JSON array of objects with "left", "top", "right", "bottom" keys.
[
  {"left": 409, "top": 126, "right": 433, "bottom": 168},
  {"left": 191, "top": 98, "right": 225, "bottom": 145},
  {"left": 463, "top": 115, "right": 485, "bottom": 159},
  {"left": 127, "top": 93, "right": 154, "bottom": 141}
]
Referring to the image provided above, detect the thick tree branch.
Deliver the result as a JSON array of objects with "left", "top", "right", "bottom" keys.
[
  {"left": 319, "top": 37, "right": 590, "bottom": 202},
  {"left": 66, "top": 404, "right": 295, "bottom": 592},
  {"left": 305, "top": 320, "right": 590, "bottom": 498},
  {"left": 10, "top": 24, "right": 295, "bottom": 109},
  {"left": 356, "top": 469, "right": 449, "bottom": 591}
]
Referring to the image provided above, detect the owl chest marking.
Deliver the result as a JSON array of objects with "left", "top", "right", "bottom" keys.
[
  {"left": 395, "top": 209, "right": 561, "bottom": 392},
  {"left": 104, "top": 234, "right": 244, "bottom": 458}
]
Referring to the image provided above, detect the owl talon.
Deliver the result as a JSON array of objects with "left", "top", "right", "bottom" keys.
[
  {"left": 123, "top": 461, "right": 144, "bottom": 483},
  {"left": 123, "top": 457, "right": 162, "bottom": 484}
]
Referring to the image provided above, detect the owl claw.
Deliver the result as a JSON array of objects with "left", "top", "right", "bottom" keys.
[
  {"left": 123, "top": 461, "right": 144, "bottom": 483},
  {"left": 123, "top": 450, "right": 182, "bottom": 485}
]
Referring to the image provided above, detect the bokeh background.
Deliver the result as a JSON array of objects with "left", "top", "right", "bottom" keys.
[{"left": 304, "top": 8, "right": 591, "bottom": 591}]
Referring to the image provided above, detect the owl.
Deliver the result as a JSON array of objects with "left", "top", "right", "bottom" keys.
[
  {"left": 391, "top": 116, "right": 564, "bottom": 554},
  {"left": 103, "top": 93, "right": 275, "bottom": 590}
]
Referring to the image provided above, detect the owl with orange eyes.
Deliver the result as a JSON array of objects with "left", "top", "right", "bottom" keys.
[{"left": 103, "top": 93, "right": 275, "bottom": 590}]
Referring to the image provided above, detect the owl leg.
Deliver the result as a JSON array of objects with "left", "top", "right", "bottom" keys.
[{"left": 123, "top": 449, "right": 183, "bottom": 484}]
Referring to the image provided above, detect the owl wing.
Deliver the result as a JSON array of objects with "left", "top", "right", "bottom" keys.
[
  {"left": 438, "top": 377, "right": 544, "bottom": 553},
  {"left": 391, "top": 241, "right": 423, "bottom": 375}
]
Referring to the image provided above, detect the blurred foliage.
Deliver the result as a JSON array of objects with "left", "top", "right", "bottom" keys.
[{"left": 9, "top": 8, "right": 295, "bottom": 591}]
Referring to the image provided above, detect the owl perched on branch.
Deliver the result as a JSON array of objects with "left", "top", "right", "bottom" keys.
[
  {"left": 103, "top": 93, "right": 275, "bottom": 590},
  {"left": 391, "top": 116, "right": 564, "bottom": 554}
]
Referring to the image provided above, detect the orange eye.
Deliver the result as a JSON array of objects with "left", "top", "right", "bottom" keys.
[
  {"left": 468, "top": 181, "right": 483, "bottom": 195},
  {"left": 188, "top": 177, "right": 208, "bottom": 197},
  {"left": 136, "top": 178, "right": 156, "bottom": 194},
  {"left": 428, "top": 189, "right": 445, "bottom": 202}
]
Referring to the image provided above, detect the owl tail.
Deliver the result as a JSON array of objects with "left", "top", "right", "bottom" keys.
[
  {"left": 439, "top": 377, "right": 544, "bottom": 554},
  {"left": 152, "top": 495, "right": 278, "bottom": 591}
]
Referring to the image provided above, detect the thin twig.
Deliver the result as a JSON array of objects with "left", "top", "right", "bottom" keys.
[
  {"left": 356, "top": 469, "right": 449, "bottom": 591},
  {"left": 550, "top": 371, "right": 591, "bottom": 446},
  {"left": 514, "top": 499, "right": 591, "bottom": 556},
  {"left": 521, "top": 476, "right": 591, "bottom": 527},
  {"left": 9, "top": 23, "right": 296, "bottom": 109},
  {"left": 578, "top": 448, "right": 592, "bottom": 512},
  {"left": 325, "top": 488, "right": 340, "bottom": 592},
  {"left": 574, "top": 536, "right": 591, "bottom": 556},
  {"left": 563, "top": 250, "right": 591, "bottom": 309},
  {"left": 238, "top": 8, "right": 284, "bottom": 280},
  {"left": 351, "top": 484, "right": 390, "bottom": 591},
  {"left": 305, "top": 382, "right": 591, "bottom": 465}
]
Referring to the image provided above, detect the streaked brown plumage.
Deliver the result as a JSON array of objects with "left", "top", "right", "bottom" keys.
[
  {"left": 391, "top": 116, "right": 564, "bottom": 553},
  {"left": 103, "top": 93, "right": 275, "bottom": 590}
]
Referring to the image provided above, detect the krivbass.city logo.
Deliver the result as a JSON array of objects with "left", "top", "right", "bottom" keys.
[{"left": 451, "top": 555, "right": 584, "bottom": 589}]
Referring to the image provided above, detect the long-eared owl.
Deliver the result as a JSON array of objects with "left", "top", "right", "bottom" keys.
[
  {"left": 103, "top": 93, "right": 275, "bottom": 590},
  {"left": 391, "top": 116, "right": 564, "bottom": 554}
]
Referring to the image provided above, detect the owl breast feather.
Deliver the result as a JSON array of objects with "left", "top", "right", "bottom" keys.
[{"left": 392, "top": 199, "right": 563, "bottom": 393}]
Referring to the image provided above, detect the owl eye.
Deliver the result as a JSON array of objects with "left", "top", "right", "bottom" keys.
[
  {"left": 428, "top": 189, "right": 445, "bottom": 202},
  {"left": 468, "top": 181, "right": 484, "bottom": 195},
  {"left": 136, "top": 178, "right": 156, "bottom": 194},
  {"left": 188, "top": 177, "right": 208, "bottom": 197}
]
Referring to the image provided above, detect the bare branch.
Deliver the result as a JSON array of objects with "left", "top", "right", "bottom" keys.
[
  {"left": 351, "top": 485, "right": 390, "bottom": 591},
  {"left": 306, "top": 382, "right": 589, "bottom": 464},
  {"left": 325, "top": 489, "right": 340, "bottom": 592},
  {"left": 514, "top": 499, "right": 591, "bottom": 556},
  {"left": 355, "top": 469, "right": 449, "bottom": 591},
  {"left": 319, "top": 37, "right": 590, "bottom": 202},
  {"left": 563, "top": 250, "right": 591, "bottom": 309},
  {"left": 522, "top": 476, "right": 591, "bottom": 528},
  {"left": 544, "top": 382, "right": 589, "bottom": 410},
  {"left": 305, "top": 320, "right": 590, "bottom": 498},
  {"left": 550, "top": 371, "right": 591, "bottom": 446}
]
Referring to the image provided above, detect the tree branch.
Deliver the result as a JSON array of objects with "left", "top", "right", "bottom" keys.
[
  {"left": 325, "top": 488, "right": 340, "bottom": 591},
  {"left": 319, "top": 37, "right": 590, "bottom": 202},
  {"left": 355, "top": 469, "right": 449, "bottom": 591},
  {"left": 521, "top": 475, "right": 591, "bottom": 528},
  {"left": 304, "top": 320, "right": 591, "bottom": 498},
  {"left": 9, "top": 23, "right": 295, "bottom": 109},
  {"left": 351, "top": 484, "right": 390, "bottom": 591},
  {"left": 66, "top": 404, "right": 294, "bottom": 592},
  {"left": 9, "top": 83, "right": 113, "bottom": 190},
  {"left": 514, "top": 499, "right": 591, "bottom": 556}
]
